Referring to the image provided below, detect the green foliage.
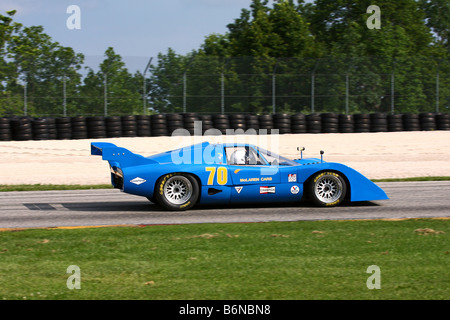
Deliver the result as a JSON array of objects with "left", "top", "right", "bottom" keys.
[
  {"left": 149, "top": 0, "right": 449, "bottom": 114},
  {"left": 1, "top": 0, "right": 450, "bottom": 116},
  {"left": 79, "top": 47, "right": 144, "bottom": 115}
]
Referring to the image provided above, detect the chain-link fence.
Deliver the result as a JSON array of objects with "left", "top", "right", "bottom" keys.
[
  {"left": 1, "top": 56, "right": 449, "bottom": 117},
  {"left": 154, "top": 56, "right": 450, "bottom": 115}
]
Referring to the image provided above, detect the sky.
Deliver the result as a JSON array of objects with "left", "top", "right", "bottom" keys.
[{"left": 0, "top": 0, "right": 253, "bottom": 73}]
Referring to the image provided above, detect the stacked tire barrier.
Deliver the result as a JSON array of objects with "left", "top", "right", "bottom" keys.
[
  {"left": 229, "top": 114, "right": 246, "bottom": 132},
  {"left": 200, "top": 115, "right": 214, "bottom": 134},
  {"left": 246, "top": 114, "right": 260, "bottom": 131},
  {"left": 291, "top": 114, "right": 307, "bottom": 133},
  {"left": 150, "top": 114, "right": 168, "bottom": 136},
  {"left": 0, "top": 112, "right": 448, "bottom": 141},
  {"left": 213, "top": 114, "right": 230, "bottom": 134},
  {"left": 0, "top": 117, "right": 12, "bottom": 141},
  {"left": 72, "top": 116, "right": 88, "bottom": 139},
  {"left": 136, "top": 115, "right": 151, "bottom": 137},
  {"left": 436, "top": 113, "right": 450, "bottom": 130},
  {"left": 183, "top": 113, "right": 200, "bottom": 135},
  {"left": 258, "top": 114, "right": 274, "bottom": 133},
  {"left": 273, "top": 113, "right": 291, "bottom": 134}
]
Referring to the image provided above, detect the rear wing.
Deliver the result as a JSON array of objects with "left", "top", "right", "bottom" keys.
[{"left": 91, "top": 142, "right": 157, "bottom": 168}]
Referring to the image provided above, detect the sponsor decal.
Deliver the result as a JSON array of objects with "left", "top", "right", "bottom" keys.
[
  {"left": 130, "top": 177, "right": 146, "bottom": 185},
  {"left": 235, "top": 186, "right": 243, "bottom": 194},
  {"left": 288, "top": 174, "right": 297, "bottom": 183},
  {"left": 240, "top": 177, "right": 260, "bottom": 182},
  {"left": 290, "top": 185, "right": 300, "bottom": 194},
  {"left": 260, "top": 186, "right": 275, "bottom": 194}
]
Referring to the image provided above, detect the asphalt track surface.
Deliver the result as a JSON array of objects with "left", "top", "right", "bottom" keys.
[{"left": 1, "top": 181, "right": 449, "bottom": 229}]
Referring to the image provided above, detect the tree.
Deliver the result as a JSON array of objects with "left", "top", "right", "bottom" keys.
[
  {"left": 302, "top": 0, "right": 444, "bottom": 113},
  {"left": 419, "top": 0, "right": 450, "bottom": 52},
  {"left": 0, "top": 10, "right": 24, "bottom": 115},
  {"left": 6, "top": 23, "right": 84, "bottom": 116},
  {"left": 79, "top": 47, "right": 143, "bottom": 115}
]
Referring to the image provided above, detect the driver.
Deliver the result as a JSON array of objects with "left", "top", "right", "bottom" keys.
[{"left": 230, "top": 149, "right": 248, "bottom": 165}]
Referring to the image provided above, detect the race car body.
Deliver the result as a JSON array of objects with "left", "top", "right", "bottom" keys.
[{"left": 91, "top": 141, "right": 388, "bottom": 210}]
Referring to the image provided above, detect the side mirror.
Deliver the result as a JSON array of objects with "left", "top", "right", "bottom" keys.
[{"left": 297, "top": 147, "right": 305, "bottom": 159}]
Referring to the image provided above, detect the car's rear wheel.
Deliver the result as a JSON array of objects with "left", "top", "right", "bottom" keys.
[
  {"left": 154, "top": 173, "right": 199, "bottom": 210},
  {"left": 308, "top": 171, "right": 347, "bottom": 207}
]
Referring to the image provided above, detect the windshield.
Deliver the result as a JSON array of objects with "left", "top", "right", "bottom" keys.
[{"left": 256, "top": 147, "right": 298, "bottom": 166}]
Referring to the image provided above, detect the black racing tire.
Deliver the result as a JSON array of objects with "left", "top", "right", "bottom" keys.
[
  {"left": 308, "top": 171, "right": 347, "bottom": 207},
  {"left": 154, "top": 173, "right": 199, "bottom": 211}
]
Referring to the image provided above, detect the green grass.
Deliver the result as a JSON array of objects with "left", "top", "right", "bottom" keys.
[
  {"left": 0, "top": 219, "right": 448, "bottom": 300},
  {"left": 1, "top": 177, "right": 449, "bottom": 192}
]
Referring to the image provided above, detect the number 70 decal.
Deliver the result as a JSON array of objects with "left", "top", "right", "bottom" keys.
[{"left": 206, "top": 167, "right": 228, "bottom": 185}]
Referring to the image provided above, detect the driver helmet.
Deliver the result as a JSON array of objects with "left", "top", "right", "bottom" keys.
[{"left": 230, "top": 149, "right": 247, "bottom": 165}]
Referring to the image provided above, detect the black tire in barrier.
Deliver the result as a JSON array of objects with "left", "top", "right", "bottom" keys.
[
  {"left": 0, "top": 117, "right": 11, "bottom": 140},
  {"left": 32, "top": 118, "right": 50, "bottom": 140},
  {"left": 321, "top": 113, "right": 339, "bottom": 133},
  {"left": 258, "top": 115, "right": 273, "bottom": 129},
  {"left": 245, "top": 115, "right": 260, "bottom": 131},
  {"left": 71, "top": 116, "right": 88, "bottom": 139},
  {"left": 419, "top": 112, "right": 436, "bottom": 131},
  {"left": 135, "top": 115, "right": 151, "bottom": 137},
  {"left": 86, "top": 116, "right": 106, "bottom": 139},
  {"left": 199, "top": 115, "right": 214, "bottom": 134},
  {"left": 353, "top": 114, "right": 370, "bottom": 133},
  {"left": 212, "top": 114, "right": 230, "bottom": 134},
  {"left": 403, "top": 113, "right": 421, "bottom": 131},
  {"left": 229, "top": 114, "right": 247, "bottom": 132},
  {"left": 436, "top": 113, "right": 450, "bottom": 130},
  {"left": 183, "top": 113, "right": 200, "bottom": 135},
  {"left": 151, "top": 114, "right": 168, "bottom": 136},
  {"left": 369, "top": 113, "right": 388, "bottom": 132},
  {"left": 306, "top": 113, "right": 321, "bottom": 133},
  {"left": 290, "top": 114, "right": 307, "bottom": 134},
  {"left": 46, "top": 118, "right": 57, "bottom": 140},
  {"left": 338, "top": 114, "right": 354, "bottom": 133},
  {"left": 121, "top": 115, "right": 137, "bottom": 137},
  {"left": 273, "top": 113, "right": 291, "bottom": 134},
  {"left": 387, "top": 114, "right": 403, "bottom": 132},
  {"left": 10, "top": 117, "right": 33, "bottom": 141}
]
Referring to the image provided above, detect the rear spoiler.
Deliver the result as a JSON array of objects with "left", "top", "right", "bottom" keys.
[{"left": 91, "top": 142, "right": 157, "bottom": 168}]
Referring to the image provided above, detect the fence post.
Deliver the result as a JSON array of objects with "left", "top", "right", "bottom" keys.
[
  {"left": 345, "top": 73, "right": 349, "bottom": 115},
  {"left": 391, "top": 58, "right": 395, "bottom": 114},
  {"left": 311, "top": 73, "right": 315, "bottom": 113},
  {"left": 272, "top": 73, "right": 276, "bottom": 114},
  {"left": 272, "top": 60, "right": 278, "bottom": 114},
  {"left": 143, "top": 57, "right": 153, "bottom": 115},
  {"left": 183, "top": 72, "right": 187, "bottom": 113},
  {"left": 221, "top": 72, "right": 225, "bottom": 115},
  {"left": 436, "top": 61, "right": 440, "bottom": 113},
  {"left": 24, "top": 80, "right": 28, "bottom": 116},
  {"left": 63, "top": 75, "right": 67, "bottom": 116},
  {"left": 104, "top": 73, "right": 108, "bottom": 117},
  {"left": 391, "top": 72, "right": 394, "bottom": 114}
]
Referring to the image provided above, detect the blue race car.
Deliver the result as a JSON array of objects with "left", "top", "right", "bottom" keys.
[{"left": 91, "top": 141, "right": 388, "bottom": 211}]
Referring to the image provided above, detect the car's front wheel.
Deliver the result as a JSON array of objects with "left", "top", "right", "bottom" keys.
[
  {"left": 154, "top": 173, "right": 199, "bottom": 210},
  {"left": 308, "top": 171, "right": 347, "bottom": 207}
]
